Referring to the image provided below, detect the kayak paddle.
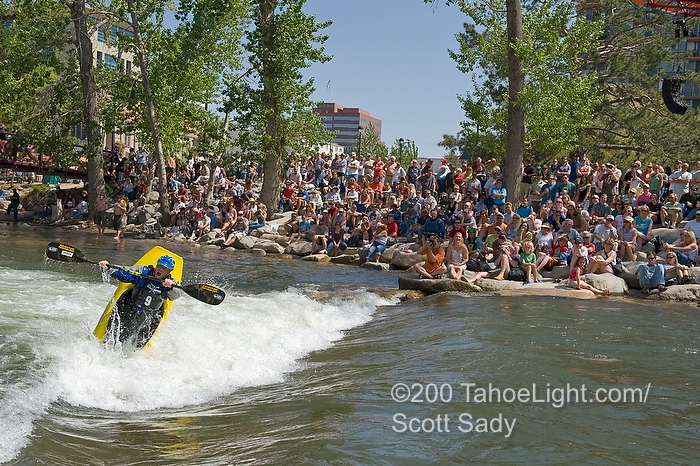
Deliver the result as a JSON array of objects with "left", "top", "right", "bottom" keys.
[{"left": 45, "top": 242, "right": 226, "bottom": 305}]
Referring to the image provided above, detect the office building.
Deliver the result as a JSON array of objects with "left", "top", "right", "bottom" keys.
[{"left": 313, "top": 103, "right": 382, "bottom": 151}]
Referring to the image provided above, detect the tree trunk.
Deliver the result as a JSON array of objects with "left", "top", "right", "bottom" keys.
[
  {"left": 126, "top": 0, "right": 170, "bottom": 226},
  {"left": 258, "top": 0, "right": 282, "bottom": 215},
  {"left": 70, "top": 0, "right": 105, "bottom": 218},
  {"left": 503, "top": 0, "right": 525, "bottom": 204}
]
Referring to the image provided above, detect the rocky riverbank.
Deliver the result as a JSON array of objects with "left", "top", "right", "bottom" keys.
[{"left": 3, "top": 187, "right": 699, "bottom": 305}]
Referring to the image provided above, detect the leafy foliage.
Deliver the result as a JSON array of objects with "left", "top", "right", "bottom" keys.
[
  {"left": 388, "top": 138, "right": 419, "bottom": 166},
  {"left": 577, "top": 0, "right": 700, "bottom": 167},
  {"left": 358, "top": 122, "right": 387, "bottom": 160},
  {"left": 445, "top": 0, "right": 602, "bottom": 163},
  {"left": 0, "top": 0, "right": 82, "bottom": 166}
]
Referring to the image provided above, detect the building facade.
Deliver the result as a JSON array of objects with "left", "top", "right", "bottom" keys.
[{"left": 312, "top": 103, "right": 382, "bottom": 151}]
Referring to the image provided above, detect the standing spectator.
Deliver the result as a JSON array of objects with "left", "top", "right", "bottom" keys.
[
  {"left": 113, "top": 195, "right": 128, "bottom": 240},
  {"left": 489, "top": 178, "right": 507, "bottom": 213},
  {"left": 6, "top": 188, "right": 20, "bottom": 221}
]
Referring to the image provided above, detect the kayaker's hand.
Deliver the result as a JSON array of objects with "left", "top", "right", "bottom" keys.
[
  {"left": 99, "top": 260, "right": 109, "bottom": 270},
  {"left": 163, "top": 278, "right": 174, "bottom": 288}
]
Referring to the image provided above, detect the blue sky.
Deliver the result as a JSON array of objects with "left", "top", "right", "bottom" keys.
[{"left": 302, "top": 0, "right": 471, "bottom": 158}]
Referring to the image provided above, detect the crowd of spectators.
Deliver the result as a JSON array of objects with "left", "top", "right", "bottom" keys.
[{"left": 275, "top": 152, "right": 700, "bottom": 293}]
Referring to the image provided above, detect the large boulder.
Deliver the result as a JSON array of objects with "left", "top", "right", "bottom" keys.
[
  {"left": 539, "top": 265, "right": 571, "bottom": 280},
  {"left": 302, "top": 253, "right": 331, "bottom": 263},
  {"left": 330, "top": 254, "right": 362, "bottom": 265},
  {"left": 286, "top": 241, "right": 313, "bottom": 256},
  {"left": 232, "top": 234, "right": 257, "bottom": 249},
  {"left": 614, "top": 261, "right": 645, "bottom": 289},
  {"left": 659, "top": 284, "right": 700, "bottom": 302},
  {"left": 687, "top": 267, "right": 700, "bottom": 284},
  {"left": 582, "top": 272, "right": 628, "bottom": 295},
  {"left": 398, "top": 273, "right": 482, "bottom": 294},
  {"left": 255, "top": 239, "right": 285, "bottom": 254},
  {"left": 391, "top": 249, "right": 425, "bottom": 270},
  {"left": 361, "top": 261, "right": 390, "bottom": 271}
]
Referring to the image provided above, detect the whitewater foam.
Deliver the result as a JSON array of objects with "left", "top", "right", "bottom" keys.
[{"left": 0, "top": 267, "right": 395, "bottom": 461}]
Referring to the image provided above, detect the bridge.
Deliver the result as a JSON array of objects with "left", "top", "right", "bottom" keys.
[{"left": 0, "top": 139, "right": 89, "bottom": 182}]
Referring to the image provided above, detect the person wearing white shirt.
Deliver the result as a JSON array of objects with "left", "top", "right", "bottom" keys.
[
  {"left": 684, "top": 211, "right": 700, "bottom": 238},
  {"left": 669, "top": 161, "right": 692, "bottom": 195}
]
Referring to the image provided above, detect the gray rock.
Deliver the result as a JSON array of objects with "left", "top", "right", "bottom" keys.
[
  {"left": 255, "top": 240, "right": 285, "bottom": 254},
  {"left": 286, "top": 241, "right": 313, "bottom": 256},
  {"left": 398, "top": 273, "right": 482, "bottom": 294},
  {"left": 361, "top": 261, "right": 390, "bottom": 271},
  {"left": 232, "top": 234, "right": 257, "bottom": 249},
  {"left": 301, "top": 253, "right": 331, "bottom": 263},
  {"left": 239, "top": 248, "right": 266, "bottom": 256},
  {"left": 391, "top": 249, "right": 425, "bottom": 270},
  {"left": 615, "top": 261, "right": 645, "bottom": 289},
  {"left": 582, "top": 272, "right": 628, "bottom": 294},
  {"left": 539, "top": 265, "right": 571, "bottom": 280},
  {"left": 330, "top": 254, "right": 362, "bottom": 265},
  {"left": 659, "top": 284, "right": 700, "bottom": 301},
  {"left": 477, "top": 278, "right": 531, "bottom": 291},
  {"left": 143, "top": 204, "right": 158, "bottom": 217}
]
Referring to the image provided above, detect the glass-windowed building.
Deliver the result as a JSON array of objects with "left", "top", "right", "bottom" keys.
[{"left": 312, "top": 103, "right": 382, "bottom": 151}]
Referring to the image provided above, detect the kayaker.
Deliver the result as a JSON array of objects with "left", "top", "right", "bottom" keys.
[{"left": 98, "top": 255, "right": 183, "bottom": 345}]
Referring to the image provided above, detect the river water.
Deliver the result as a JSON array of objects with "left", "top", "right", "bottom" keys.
[{"left": 1, "top": 225, "right": 698, "bottom": 465}]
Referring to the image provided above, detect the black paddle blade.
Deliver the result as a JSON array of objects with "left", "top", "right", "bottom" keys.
[
  {"left": 182, "top": 284, "right": 226, "bottom": 305},
  {"left": 46, "top": 242, "right": 90, "bottom": 263}
]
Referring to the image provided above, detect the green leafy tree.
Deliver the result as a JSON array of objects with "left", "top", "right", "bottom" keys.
[
  {"left": 388, "top": 138, "right": 418, "bottom": 166},
  {"left": 577, "top": 0, "right": 700, "bottom": 167},
  {"left": 447, "top": 0, "right": 602, "bottom": 158},
  {"left": 358, "top": 122, "right": 387, "bottom": 160},
  {"left": 98, "top": 0, "right": 248, "bottom": 222},
  {"left": 227, "top": 0, "right": 332, "bottom": 214},
  {"left": 0, "top": 1, "right": 82, "bottom": 167}
]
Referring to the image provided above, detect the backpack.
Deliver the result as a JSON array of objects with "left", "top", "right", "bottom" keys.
[{"left": 508, "top": 267, "right": 526, "bottom": 281}]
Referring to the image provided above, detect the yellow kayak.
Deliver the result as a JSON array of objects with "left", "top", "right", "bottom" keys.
[{"left": 93, "top": 246, "right": 184, "bottom": 350}]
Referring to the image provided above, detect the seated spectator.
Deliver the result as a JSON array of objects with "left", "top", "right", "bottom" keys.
[
  {"left": 366, "top": 224, "right": 389, "bottom": 262},
  {"left": 663, "top": 229, "right": 698, "bottom": 266},
  {"left": 661, "top": 193, "right": 682, "bottom": 228},
  {"left": 569, "top": 256, "right": 611, "bottom": 296},
  {"left": 445, "top": 232, "right": 469, "bottom": 280},
  {"left": 464, "top": 227, "right": 484, "bottom": 258},
  {"left": 663, "top": 252, "right": 690, "bottom": 285},
  {"left": 588, "top": 240, "right": 617, "bottom": 274},
  {"left": 593, "top": 215, "right": 618, "bottom": 249},
  {"left": 634, "top": 206, "right": 653, "bottom": 249},
  {"left": 309, "top": 217, "right": 331, "bottom": 254},
  {"left": 413, "top": 234, "right": 447, "bottom": 279},
  {"left": 636, "top": 251, "right": 666, "bottom": 294},
  {"left": 491, "top": 234, "right": 519, "bottom": 280},
  {"left": 617, "top": 216, "right": 638, "bottom": 262},
  {"left": 71, "top": 199, "right": 89, "bottom": 220}
]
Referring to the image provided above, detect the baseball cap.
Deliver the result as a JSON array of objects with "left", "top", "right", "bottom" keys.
[{"left": 468, "top": 227, "right": 477, "bottom": 233}]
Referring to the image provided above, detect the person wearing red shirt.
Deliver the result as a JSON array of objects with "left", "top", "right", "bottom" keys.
[
  {"left": 448, "top": 218, "right": 467, "bottom": 239},
  {"left": 373, "top": 155, "right": 385, "bottom": 178},
  {"left": 279, "top": 181, "right": 295, "bottom": 211},
  {"left": 386, "top": 215, "right": 399, "bottom": 238}
]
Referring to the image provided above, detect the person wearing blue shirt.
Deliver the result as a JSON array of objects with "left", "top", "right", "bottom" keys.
[
  {"left": 540, "top": 175, "right": 558, "bottom": 204},
  {"left": 98, "top": 255, "right": 183, "bottom": 347},
  {"left": 516, "top": 198, "right": 533, "bottom": 219},
  {"left": 423, "top": 209, "right": 447, "bottom": 243},
  {"left": 489, "top": 179, "right": 507, "bottom": 213}
]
